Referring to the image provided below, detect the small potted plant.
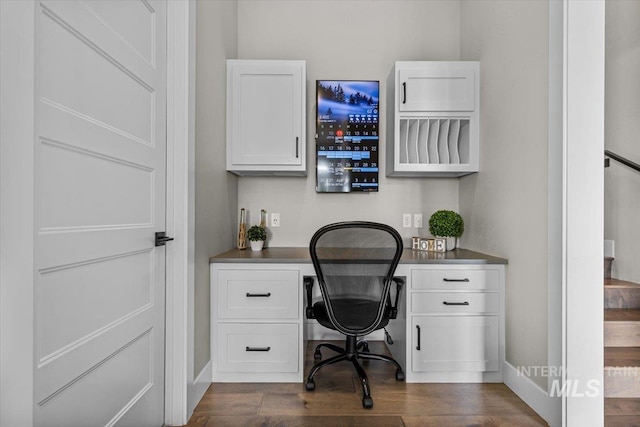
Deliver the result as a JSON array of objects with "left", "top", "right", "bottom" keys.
[
  {"left": 428, "top": 210, "right": 464, "bottom": 251},
  {"left": 247, "top": 225, "right": 267, "bottom": 251}
]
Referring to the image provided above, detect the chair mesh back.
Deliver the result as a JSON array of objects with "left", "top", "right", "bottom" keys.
[{"left": 310, "top": 222, "right": 403, "bottom": 336}]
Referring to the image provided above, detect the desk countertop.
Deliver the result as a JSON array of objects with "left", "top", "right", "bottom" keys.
[{"left": 210, "top": 247, "right": 507, "bottom": 265}]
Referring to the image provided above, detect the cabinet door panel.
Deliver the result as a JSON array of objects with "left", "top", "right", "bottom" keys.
[
  {"left": 412, "top": 316, "right": 499, "bottom": 372},
  {"left": 399, "top": 68, "right": 475, "bottom": 112},
  {"left": 227, "top": 60, "right": 305, "bottom": 172}
]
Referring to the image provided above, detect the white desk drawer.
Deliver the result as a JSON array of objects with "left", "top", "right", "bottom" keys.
[
  {"left": 412, "top": 315, "right": 499, "bottom": 372},
  {"left": 218, "top": 269, "right": 299, "bottom": 319},
  {"left": 412, "top": 268, "right": 499, "bottom": 290},
  {"left": 217, "top": 323, "right": 299, "bottom": 373},
  {"left": 412, "top": 292, "right": 499, "bottom": 314}
]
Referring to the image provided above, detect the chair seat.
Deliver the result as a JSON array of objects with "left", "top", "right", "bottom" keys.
[{"left": 312, "top": 298, "right": 390, "bottom": 332}]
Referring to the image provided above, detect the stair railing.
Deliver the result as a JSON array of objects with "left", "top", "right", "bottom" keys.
[{"left": 605, "top": 150, "right": 640, "bottom": 173}]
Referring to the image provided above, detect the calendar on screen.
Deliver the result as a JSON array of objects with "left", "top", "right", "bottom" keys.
[{"left": 315, "top": 80, "right": 379, "bottom": 193}]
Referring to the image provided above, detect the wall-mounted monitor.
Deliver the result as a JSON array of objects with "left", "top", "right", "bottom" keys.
[{"left": 316, "top": 80, "right": 379, "bottom": 193}]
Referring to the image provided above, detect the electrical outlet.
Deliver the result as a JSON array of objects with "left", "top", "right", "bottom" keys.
[
  {"left": 414, "top": 213, "right": 423, "bottom": 228},
  {"left": 402, "top": 213, "right": 412, "bottom": 228},
  {"left": 271, "top": 213, "right": 280, "bottom": 227}
]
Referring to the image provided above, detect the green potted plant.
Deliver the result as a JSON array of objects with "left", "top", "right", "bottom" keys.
[
  {"left": 247, "top": 225, "right": 267, "bottom": 251},
  {"left": 428, "top": 210, "right": 464, "bottom": 250}
]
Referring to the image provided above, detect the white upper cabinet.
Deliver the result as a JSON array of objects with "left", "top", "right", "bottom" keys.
[
  {"left": 227, "top": 60, "right": 306, "bottom": 175},
  {"left": 387, "top": 61, "right": 480, "bottom": 177}
]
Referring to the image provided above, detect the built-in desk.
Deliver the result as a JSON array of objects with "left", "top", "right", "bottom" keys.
[{"left": 210, "top": 247, "right": 507, "bottom": 383}]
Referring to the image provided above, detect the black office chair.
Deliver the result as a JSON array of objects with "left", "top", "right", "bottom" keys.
[{"left": 304, "top": 221, "right": 405, "bottom": 409}]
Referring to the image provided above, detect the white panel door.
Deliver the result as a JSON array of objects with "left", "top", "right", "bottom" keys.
[{"left": 34, "top": 1, "right": 166, "bottom": 426}]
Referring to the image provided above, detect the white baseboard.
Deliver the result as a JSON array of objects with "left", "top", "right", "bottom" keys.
[
  {"left": 187, "top": 360, "right": 212, "bottom": 417},
  {"left": 503, "top": 361, "right": 561, "bottom": 427}
]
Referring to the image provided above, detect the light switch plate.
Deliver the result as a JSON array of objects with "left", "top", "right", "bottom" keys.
[{"left": 414, "top": 213, "right": 423, "bottom": 228}]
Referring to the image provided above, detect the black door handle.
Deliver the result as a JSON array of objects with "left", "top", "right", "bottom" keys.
[
  {"left": 416, "top": 325, "right": 421, "bottom": 351},
  {"left": 155, "top": 231, "right": 174, "bottom": 247}
]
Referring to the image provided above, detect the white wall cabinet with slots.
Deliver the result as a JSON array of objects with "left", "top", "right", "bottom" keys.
[
  {"left": 226, "top": 60, "right": 306, "bottom": 175},
  {"left": 387, "top": 61, "right": 480, "bottom": 177}
]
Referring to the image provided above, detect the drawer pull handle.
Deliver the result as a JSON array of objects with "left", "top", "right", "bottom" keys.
[
  {"left": 402, "top": 82, "right": 407, "bottom": 104},
  {"left": 443, "top": 301, "right": 470, "bottom": 306},
  {"left": 443, "top": 278, "right": 470, "bottom": 282},
  {"left": 416, "top": 325, "right": 421, "bottom": 351},
  {"left": 246, "top": 346, "right": 271, "bottom": 352},
  {"left": 246, "top": 292, "right": 271, "bottom": 297}
]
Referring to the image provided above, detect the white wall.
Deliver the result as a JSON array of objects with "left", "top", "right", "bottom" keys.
[
  {"left": 605, "top": 0, "right": 640, "bottom": 284},
  {"left": 194, "top": 0, "right": 238, "bottom": 375},
  {"left": 236, "top": 0, "right": 461, "bottom": 246},
  {"left": 458, "top": 0, "right": 549, "bottom": 389}
]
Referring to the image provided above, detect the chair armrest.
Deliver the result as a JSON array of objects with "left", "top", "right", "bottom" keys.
[
  {"left": 389, "top": 277, "right": 405, "bottom": 319},
  {"left": 304, "top": 276, "right": 315, "bottom": 319}
]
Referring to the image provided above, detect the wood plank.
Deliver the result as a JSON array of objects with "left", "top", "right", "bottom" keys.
[
  {"left": 605, "top": 320, "right": 640, "bottom": 347},
  {"left": 403, "top": 415, "right": 547, "bottom": 426},
  {"left": 202, "top": 416, "right": 405, "bottom": 427},
  {"left": 606, "top": 279, "right": 640, "bottom": 289},
  {"left": 192, "top": 393, "right": 263, "bottom": 417},
  {"left": 605, "top": 288, "right": 640, "bottom": 309},
  {"left": 605, "top": 398, "right": 640, "bottom": 415},
  {"left": 605, "top": 347, "right": 640, "bottom": 367},
  {"left": 606, "top": 310, "right": 640, "bottom": 322},
  {"left": 604, "top": 415, "right": 640, "bottom": 427}
]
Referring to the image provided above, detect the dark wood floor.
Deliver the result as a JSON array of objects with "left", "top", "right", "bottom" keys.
[{"left": 185, "top": 340, "right": 547, "bottom": 426}]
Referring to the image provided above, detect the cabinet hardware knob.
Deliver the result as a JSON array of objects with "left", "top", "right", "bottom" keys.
[
  {"left": 246, "top": 292, "right": 271, "bottom": 297},
  {"left": 443, "top": 301, "right": 470, "bottom": 306},
  {"left": 443, "top": 278, "right": 470, "bottom": 282},
  {"left": 246, "top": 346, "right": 271, "bottom": 352}
]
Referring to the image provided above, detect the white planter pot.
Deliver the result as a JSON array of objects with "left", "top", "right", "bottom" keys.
[
  {"left": 437, "top": 236, "right": 457, "bottom": 251},
  {"left": 250, "top": 240, "right": 264, "bottom": 251}
]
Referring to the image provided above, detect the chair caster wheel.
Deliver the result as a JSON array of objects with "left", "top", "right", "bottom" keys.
[
  {"left": 361, "top": 343, "right": 370, "bottom": 353},
  {"left": 362, "top": 396, "right": 373, "bottom": 409},
  {"left": 314, "top": 350, "right": 322, "bottom": 360},
  {"left": 395, "top": 369, "right": 405, "bottom": 381},
  {"left": 305, "top": 380, "right": 315, "bottom": 391}
]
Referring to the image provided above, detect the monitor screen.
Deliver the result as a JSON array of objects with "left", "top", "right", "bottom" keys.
[{"left": 316, "top": 80, "right": 379, "bottom": 193}]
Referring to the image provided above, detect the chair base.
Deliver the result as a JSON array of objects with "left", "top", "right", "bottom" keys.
[{"left": 305, "top": 336, "right": 405, "bottom": 409}]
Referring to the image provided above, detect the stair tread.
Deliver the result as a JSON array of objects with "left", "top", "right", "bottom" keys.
[
  {"left": 605, "top": 347, "right": 640, "bottom": 367},
  {"left": 606, "top": 278, "right": 640, "bottom": 289},
  {"left": 605, "top": 309, "right": 640, "bottom": 322}
]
